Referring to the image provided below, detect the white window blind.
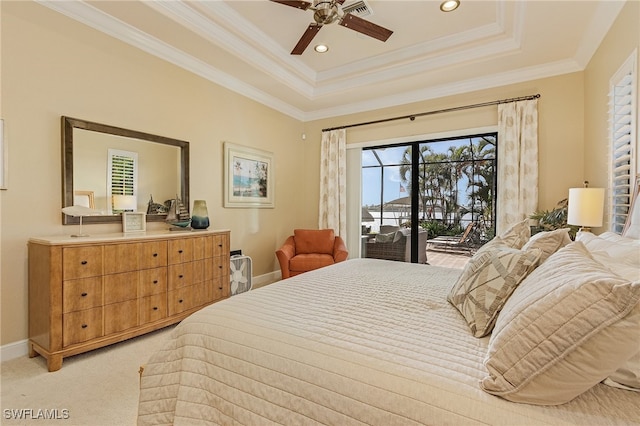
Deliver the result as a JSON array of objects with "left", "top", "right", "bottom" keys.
[
  {"left": 107, "top": 149, "right": 138, "bottom": 213},
  {"left": 609, "top": 51, "right": 637, "bottom": 234}
]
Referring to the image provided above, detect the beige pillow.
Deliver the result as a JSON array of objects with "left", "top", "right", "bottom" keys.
[
  {"left": 447, "top": 244, "right": 541, "bottom": 337},
  {"left": 605, "top": 351, "right": 640, "bottom": 392},
  {"left": 481, "top": 242, "right": 640, "bottom": 405},
  {"left": 522, "top": 228, "right": 572, "bottom": 263},
  {"left": 498, "top": 219, "right": 531, "bottom": 249}
]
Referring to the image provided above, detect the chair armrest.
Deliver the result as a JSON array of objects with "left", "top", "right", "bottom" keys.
[
  {"left": 276, "top": 236, "right": 296, "bottom": 279},
  {"left": 333, "top": 236, "right": 349, "bottom": 262}
]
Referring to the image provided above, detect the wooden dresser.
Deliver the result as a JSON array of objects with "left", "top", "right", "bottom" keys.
[{"left": 28, "top": 229, "right": 230, "bottom": 371}]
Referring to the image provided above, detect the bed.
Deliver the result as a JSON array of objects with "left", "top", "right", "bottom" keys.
[{"left": 138, "top": 222, "right": 640, "bottom": 425}]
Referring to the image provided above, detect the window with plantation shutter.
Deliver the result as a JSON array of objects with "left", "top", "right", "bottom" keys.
[
  {"left": 107, "top": 149, "right": 138, "bottom": 213},
  {"left": 609, "top": 51, "right": 637, "bottom": 234}
]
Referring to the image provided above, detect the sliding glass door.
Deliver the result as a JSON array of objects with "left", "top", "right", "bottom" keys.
[{"left": 361, "top": 133, "right": 497, "bottom": 263}]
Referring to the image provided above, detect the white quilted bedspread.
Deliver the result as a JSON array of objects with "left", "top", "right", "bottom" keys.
[{"left": 138, "top": 259, "right": 640, "bottom": 425}]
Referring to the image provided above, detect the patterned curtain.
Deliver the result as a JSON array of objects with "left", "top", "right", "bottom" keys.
[
  {"left": 318, "top": 129, "right": 347, "bottom": 237},
  {"left": 496, "top": 99, "right": 539, "bottom": 234}
]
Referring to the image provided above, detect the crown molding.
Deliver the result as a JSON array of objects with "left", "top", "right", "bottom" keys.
[
  {"left": 35, "top": 0, "right": 611, "bottom": 123},
  {"left": 573, "top": 0, "right": 626, "bottom": 68},
  {"left": 35, "top": 0, "right": 308, "bottom": 121},
  {"left": 303, "top": 59, "right": 583, "bottom": 121}
]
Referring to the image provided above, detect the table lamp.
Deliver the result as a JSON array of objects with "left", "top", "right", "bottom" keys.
[
  {"left": 567, "top": 181, "right": 605, "bottom": 232},
  {"left": 61, "top": 205, "right": 102, "bottom": 237}
]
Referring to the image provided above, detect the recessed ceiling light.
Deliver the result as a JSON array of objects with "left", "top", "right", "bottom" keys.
[
  {"left": 314, "top": 44, "right": 329, "bottom": 53},
  {"left": 440, "top": 0, "right": 460, "bottom": 12}
]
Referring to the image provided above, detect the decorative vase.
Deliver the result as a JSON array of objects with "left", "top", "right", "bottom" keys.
[{"left": 191, "top": 200, "right": 210, "bottom": 230}]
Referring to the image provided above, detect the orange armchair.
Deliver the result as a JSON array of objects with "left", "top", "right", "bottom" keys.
[{"left": 276, "top": 229, "right": 348, "bottom": 279}]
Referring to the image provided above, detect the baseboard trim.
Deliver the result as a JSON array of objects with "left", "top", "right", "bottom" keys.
[
  {"left": 251, "top": 270, "right": 281, "bottom": 289},
  {"left": 1, "top": 339, "right": 29, "bottom": 362},
  {"left": 1, "top": 272, "right": 282, "bottom": 362}
]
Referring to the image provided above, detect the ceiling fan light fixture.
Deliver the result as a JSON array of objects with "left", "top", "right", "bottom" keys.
[
  {"left": 440, "top": 0, "right": 460, "bottom": 12},
  {"left": 313, "top": 1, "right": 339, "bottom": 24},
  {"left": 314, "top": 44, "right": 329, "bottom": 53}
]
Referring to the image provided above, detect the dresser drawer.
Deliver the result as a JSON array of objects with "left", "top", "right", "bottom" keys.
[
  {"left": 212, "top": 256, "right": 229, "bottom": 278},
  {"left": 139, "top": 267, "right": 167, "bottom": 297},
  {"left": 167, "top": 280, "right": 210, "bottom": 316},
  {"left": 140, "top": 293, "right": 167, "bottom": 324},
  {"left": 168, "top": 239, "right": 193, "bottom": 265},
  {"left": 104, "top": 300, "right": 138, "bottom": 334},
  {"left": 192, "top": 259, "right": 207, "bottom": 284},
  {"left": 104, "top": 271, "right": 139, "bottom": 304},
  {"left": 139, "top": 241, "right": 168, "bottom": 269},
  {"left": 63, "top": 246, "right": 102, "bottom": 280},
  {"left": 193, "top": 236, "right": 213, "bottom": 261},
  {"left": 213, "top": 234, "right": 229, "bottom": 257},
  {"left": 104, "top": 243, "right": 139, "bottom": 275},
  {"left": 168, "top": 262, "right": 193, "bottom": 290},
  {"left": 212, "top": 276, "right": 228, "bottom": 301},
  {"left": 63, "top": 277, "right": 102, "bottom": 313},
  {"left": 63, "top": 307, "right": 102, "bottom": 347}
]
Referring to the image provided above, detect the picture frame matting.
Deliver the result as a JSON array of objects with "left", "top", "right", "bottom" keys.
[{"left": 224, "top": 142, "right": 274, "bottom": 208}]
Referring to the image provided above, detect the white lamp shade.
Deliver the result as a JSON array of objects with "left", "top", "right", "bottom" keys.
[
  {"left": 113, "top": 195, "right": 137, "bottom": 211},
  {"left": 567, "top": 188, "right": 605, "bottom": 227}
]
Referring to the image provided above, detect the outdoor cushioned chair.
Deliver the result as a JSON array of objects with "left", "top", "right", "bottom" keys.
[{"left": 276, "top": 229, "right": 348, "bottom": 279}]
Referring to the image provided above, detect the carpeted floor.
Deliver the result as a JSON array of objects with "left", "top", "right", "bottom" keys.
[{"left": 1, "top": 326, "right": 174, "bottom": 426}]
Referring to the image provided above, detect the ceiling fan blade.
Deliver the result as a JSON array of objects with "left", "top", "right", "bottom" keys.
[
  {"left": 291, "top": 23, "right": 322, "bottom": 55},
  {"left": 269, "top": 0, "right": 312, "bottom": 11},
  {"left": 339, "top": 13, "right": 393, "bottom": 42}
]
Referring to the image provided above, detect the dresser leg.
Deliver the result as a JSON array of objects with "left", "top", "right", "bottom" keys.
[
  {"left": 28, "top": 342, "right": 37, "bottom": 358},
  {"left": 47, "top": 355, "right": 63, "bottom": 372}
]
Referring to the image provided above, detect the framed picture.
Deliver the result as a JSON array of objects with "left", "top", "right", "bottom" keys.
[
  {"left": 224, "top": 142, "right": 274, "bottom": 208},
  {"left": 122, "top": 212, "right": 146, "bottom": 233}
]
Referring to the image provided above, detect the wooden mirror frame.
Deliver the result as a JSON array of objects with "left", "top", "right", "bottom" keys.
[{"left": 62, "top": 116, "right": 190, "bottom": 225}]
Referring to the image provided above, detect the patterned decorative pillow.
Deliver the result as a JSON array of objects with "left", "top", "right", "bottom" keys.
[
  {"left": 447, "top": 244, "right": 541, "bottom": 337},
  {"left": 481, "top": 242, "right": 640, "bottom": 405},
  {"left": 498, "top": 219, "right": 531, "bottom": 249},
  {"left": 522, "top": 228, "right": 572, "bottom": 263}
]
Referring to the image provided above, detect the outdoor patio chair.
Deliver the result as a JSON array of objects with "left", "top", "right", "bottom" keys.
[{"left": 427, "top": 223, "right": 477, "bottom": 253}]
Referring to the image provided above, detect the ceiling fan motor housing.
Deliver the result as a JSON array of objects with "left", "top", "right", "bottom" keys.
[{"left": 313, "top": 0, "right": 339, "bottom": 24}]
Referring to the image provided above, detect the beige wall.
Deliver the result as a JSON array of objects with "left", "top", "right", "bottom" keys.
[
  {"left": 584, "top": 0, "right": 639, "bottom": 229},
  {"left": 0, "top": 2, "right": 308, "bottom": 345},
  {"left": 303, "top": 72, "right": 586, "bottom": 221},
  {"left": 1, "top": 0, "right": 636, "bottom": 348}
]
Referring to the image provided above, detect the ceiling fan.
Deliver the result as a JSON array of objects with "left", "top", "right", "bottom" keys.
[{"left": 270, "top": 0, "right": 393, "bottom": 55}]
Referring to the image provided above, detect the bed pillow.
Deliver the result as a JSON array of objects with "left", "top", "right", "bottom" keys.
[
  {"left": 604, "top": 351, "right": 640, "bottom": 392},
  {"left": 481, "top": 242, "right": 640, "bottom": 405},
  {"left": 522, "top": 228, "right": 572, "bottom": 264},
  {"left": 447, "top": 244, "right": 541, "bottom": 338},
  {"left": 498, "top": 219, "right": 531, "bottom": 249}
]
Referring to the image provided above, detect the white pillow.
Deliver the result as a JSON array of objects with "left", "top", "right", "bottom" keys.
[
  {"left": 481, "top": 242, "right": 640, "bottom": 405},
  {"left": 522, "top": 228, "right": 572, "bottom": 264}
]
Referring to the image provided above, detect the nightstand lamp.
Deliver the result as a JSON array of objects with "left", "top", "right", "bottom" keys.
[
  {"left": 61, "top": 205, "right": 101, "bottom": 237},
  {"left": 567, "top": 181, "right": 605, "bottom": 232}
]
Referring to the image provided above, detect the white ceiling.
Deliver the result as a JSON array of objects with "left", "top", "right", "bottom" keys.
[{"left": 38, "top": 0, "right": 625, "bottom": 121}]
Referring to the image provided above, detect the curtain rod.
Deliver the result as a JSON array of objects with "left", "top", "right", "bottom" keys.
[{"left": 322, "top": 93, "right": 541, "bottom": 132}]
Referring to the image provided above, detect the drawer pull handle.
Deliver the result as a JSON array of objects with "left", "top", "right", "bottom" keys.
[
  {"left": 153, "top": 307, "right": 158, "bottom": 311},
  {"left": 178, "top": 299, "right": 183, "bottom": 303},
  {"left": 81, "top": 260, "right": 88, "bottom": 265},
  {"left": 153, "top": 280, "right": 158, "bottom": 284},
  {"left": 81, "top": 324, "right": 88, "bottom": 329},
  {"left": 218, "top": 244, "right": 223, "bottom": 248},
  {"left": 153, "top": 253, "right": 158, "bottom": 257},
  {"left": 178, "top": 274, "right": 183, "bottom": 278},
  {"left": 178, "top": 250, "right": 183, "bottom": 254},
  {"left": 218, "top": 286, "right": 223, "bottom": 290},
  {"left": 81, "top": 292, "right": 88, "bottom": 297}
]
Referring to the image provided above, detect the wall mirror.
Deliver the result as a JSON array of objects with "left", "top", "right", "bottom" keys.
[{"left": 62, "top": 116, "right": 189, "bottom": 225}]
